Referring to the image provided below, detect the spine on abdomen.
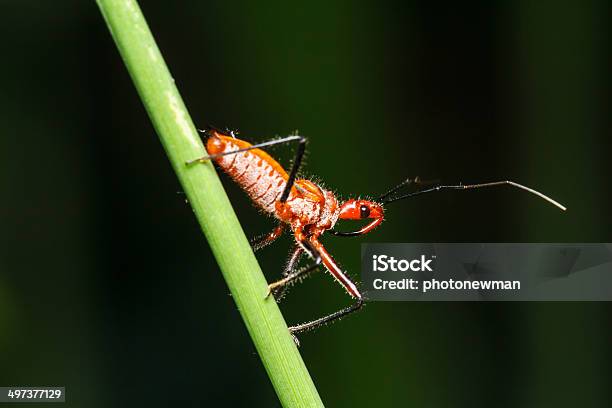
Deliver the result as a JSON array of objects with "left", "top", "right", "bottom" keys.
[{"left": 213, "top": 141, "right": 287, "bottom": 214}]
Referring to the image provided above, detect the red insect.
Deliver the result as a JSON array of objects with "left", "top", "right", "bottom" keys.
[{"left": 188, "top": 127, "right": 566, "bottom": 341}]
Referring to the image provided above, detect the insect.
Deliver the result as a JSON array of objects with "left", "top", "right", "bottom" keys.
[{"left": 187, "top": 127, "right": 566, "bottom": 342}]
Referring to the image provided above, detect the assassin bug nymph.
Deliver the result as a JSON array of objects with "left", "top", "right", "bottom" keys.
[{"left": 187, "top": 127, "right": 566, "bottom": 341}]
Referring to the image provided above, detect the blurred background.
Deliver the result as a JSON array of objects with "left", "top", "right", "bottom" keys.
[{"left": 1, "top": 0, "right": 610, "bottom": 406}]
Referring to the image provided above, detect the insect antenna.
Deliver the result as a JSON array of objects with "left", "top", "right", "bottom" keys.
[
  {"left": 382, "top": 180, "right": 566, "bottom": 211},
  {"left": 376, "top": 177, "right": 416, "bottom": 202},
  {"left": 376, "top": 176, "right": 438, "bottom": 201}
]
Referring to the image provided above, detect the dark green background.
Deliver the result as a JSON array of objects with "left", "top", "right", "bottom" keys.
[{"left": 1, "top": 1, "right": 610, "bottom": 406}]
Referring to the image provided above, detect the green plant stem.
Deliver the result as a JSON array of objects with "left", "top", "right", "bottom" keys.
[{"left": 95, "top": 1, "right": 324, "bottom": 406}]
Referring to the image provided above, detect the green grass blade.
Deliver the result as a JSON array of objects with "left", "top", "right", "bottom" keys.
[{"left": 95, "top": 1, "right": 324, "bottom": 406}]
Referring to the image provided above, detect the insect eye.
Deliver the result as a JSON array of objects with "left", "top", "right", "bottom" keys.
[{"left": 359, "top": 204, "right": 370, "bottom": 219}]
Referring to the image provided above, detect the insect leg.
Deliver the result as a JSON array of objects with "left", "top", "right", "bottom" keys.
[
  {"left": 250, "top": 224, "right": 285, "bottom": 252},
  {"left": 283, "top": 245, "right": 305, "bottom": 278},
  {"left": 289, "top": 298, "right": 364, "bottom": 336},
  {"left": 266, "top": 240, "right": 321, "bottom": 298},
  {"left": 270, "top": 245, "right": 304, "bottom": 302},
  {"left": 279, "top": 136, "right": 306, "bottom": 203},
  {"left": 288, "top": 237, "right": 365, "bottom": 336}
]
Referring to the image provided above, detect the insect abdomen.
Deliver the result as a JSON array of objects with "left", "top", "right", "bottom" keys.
[{"left": 207, "top": 135, "right": 288, "bottom": 213}]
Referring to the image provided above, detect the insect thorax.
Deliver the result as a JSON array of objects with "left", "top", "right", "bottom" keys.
[{"left": 283, "top": 185, "right": 340, "bottom": 231}]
